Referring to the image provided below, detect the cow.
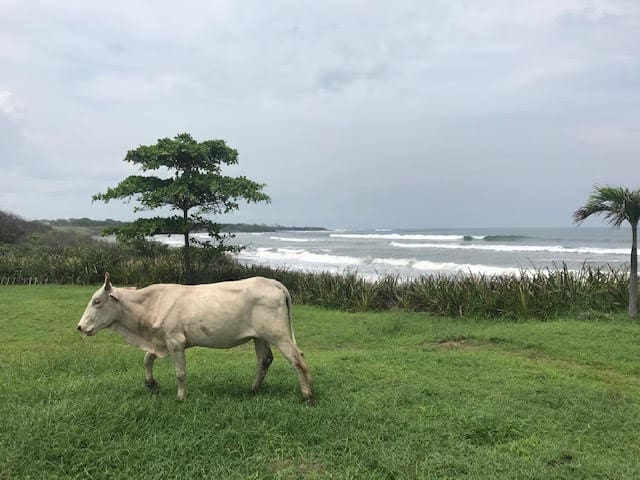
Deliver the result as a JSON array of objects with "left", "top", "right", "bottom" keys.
[{"left": 77, "top": 273, "right": 312, "bottom": 402}]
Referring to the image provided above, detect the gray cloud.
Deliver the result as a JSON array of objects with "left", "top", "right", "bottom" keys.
[{"left": 1, "top": 0, "right": 639, "bottom": 227}]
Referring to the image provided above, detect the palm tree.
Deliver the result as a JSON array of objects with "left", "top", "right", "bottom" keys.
[{"left": 573, "top": 185, "right": 640, "bottom": 318}]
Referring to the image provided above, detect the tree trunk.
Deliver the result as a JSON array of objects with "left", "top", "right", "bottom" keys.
[
  {"left": 183, "top": 208, "right": 192, "bottom": 284},
  {"left": 630, "top": 222, "right": 638, "bottom": 318}
]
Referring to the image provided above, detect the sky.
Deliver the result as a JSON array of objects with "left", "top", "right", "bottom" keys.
[{"left": 1, "top": 0, "right": 639, "bottom": 229}]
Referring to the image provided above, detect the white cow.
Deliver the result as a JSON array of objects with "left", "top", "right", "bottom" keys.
[{"left": 77, "top": 273, "right": 312, "bottom": 402}]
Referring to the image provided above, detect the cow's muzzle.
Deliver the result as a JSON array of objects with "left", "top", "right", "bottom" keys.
[{"left": 77, "top": 325, "right": 95, "bottom": 336}]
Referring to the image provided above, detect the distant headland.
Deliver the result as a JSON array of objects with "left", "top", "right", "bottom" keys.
[{"left": 41, "top": 218, "right": 327, "bottom": 233}]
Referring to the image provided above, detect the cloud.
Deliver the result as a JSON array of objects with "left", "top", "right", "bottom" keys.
[
  {"left": 0, "top": 0, "right": 639, "bottom": 226},
  {"left": 0, "top": 91, "right": 25, "bottom": 117}
]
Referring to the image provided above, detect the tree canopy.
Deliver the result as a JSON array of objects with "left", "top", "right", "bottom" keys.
[{"left": 93, "top": 133, "right": 270, "bottom": 282}]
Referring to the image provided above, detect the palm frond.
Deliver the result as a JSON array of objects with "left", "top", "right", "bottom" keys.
[{"left": 573, "top": 185, "right": 640, "bottom": 227}]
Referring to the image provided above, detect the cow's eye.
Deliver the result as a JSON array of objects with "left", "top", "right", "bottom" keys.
[{"left": 93, "top": 299, "right": 101, "bottom": 306}]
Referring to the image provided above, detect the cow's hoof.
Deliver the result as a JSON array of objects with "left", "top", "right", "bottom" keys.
[
  {"left": 304, "top": 398, "right": 316, "bottom": 407},
  {"left": 145, "top": 379, "right": 160, "bottom": 391}
]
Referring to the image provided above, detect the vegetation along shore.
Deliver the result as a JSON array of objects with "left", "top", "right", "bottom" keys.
[{"left": 0, "top": 210, "right": 632, "bottom": 319}]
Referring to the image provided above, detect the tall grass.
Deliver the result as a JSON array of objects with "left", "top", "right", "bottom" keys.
[
  {"left": 239, "top": 265, "right": 628, "bottom": 319},
  {"left": 0, "top": 231, "right": 630, "bottom": 318},
  {"left": 391, "top": 265, "right": 628, "bottom": 318}
]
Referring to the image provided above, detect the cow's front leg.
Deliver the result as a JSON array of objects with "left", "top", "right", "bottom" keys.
[
  {"left": 143, "top": 352, "right": 159, "bottom": 391},
  {"left": 169, "top": 346, "right": 187, "bottom": 401}
]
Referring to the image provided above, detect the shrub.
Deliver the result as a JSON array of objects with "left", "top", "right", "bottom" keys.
[{"left": 0, "top": 210, "right": 50, "bottom": 244}]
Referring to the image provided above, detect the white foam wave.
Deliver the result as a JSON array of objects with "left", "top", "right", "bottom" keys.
[
  {"left": 331, "top": 233, "right": 484, "bottom": 241},
  {"left": 193, "top": 233, "right": 214, "bottom": 241},
  {"left": 153, "top": 232, "right": 224, "bottom": 246},
  {"left": 236, "top": 248, "right": 531, "bottom": 276},
  {"left": 270, "top": 236, "right": 314, "bottom": 243},
  {"left": 390, "top": 242, "right": 627, "bottom": 255},
  {"left": 412, "top": 260, "right": 524, "bottom": 276},
  {"left": 276, "top": 248, "right": 306, "bottom": 254},
  {"left": 239, "top": 248, "right": 361, "bottom": 266},
  {"left": 371, "top": 258, "right": 413, "bottom": 267},
  {"left": 154, "top": 236, "right": 183, "bottom": 246}
]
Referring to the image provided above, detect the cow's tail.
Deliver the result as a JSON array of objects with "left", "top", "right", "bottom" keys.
[
  {"left": 279, "top": 283, "right": 296, "bottom": 345},
  {"left": 277, "top": 281, "right": 311, "bottom": 389}
]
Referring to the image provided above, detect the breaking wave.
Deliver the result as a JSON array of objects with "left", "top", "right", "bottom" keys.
[
  {"left": 238, "top": 248, "right": 361, "bottom": 266},
  {"left": 235, "top": 247, "right": 531, "bottom": 276},
  {"left": 330, "top": 233, "right": 485, "bottom": 241},
  {"left": 481, "top": 235, "right": 529, "bottom": 242},
  {"left": 411, "top": 260, "right": 525, "bottom": 276},
  {"left": 390, "top": 242, "right": 627, "bottom": 255},
  {"left": 270, "top": 236, "right": 314, "bottom": 243}
]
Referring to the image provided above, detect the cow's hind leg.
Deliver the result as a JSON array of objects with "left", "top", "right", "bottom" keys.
[
  {"left": 252, "top": 338, "right": 274, "bottom": 395},
  {"left": 168, "top": 346, "right": 187, "bottom": 401},
  {"left": 143, "top": 352, "right": 159, "bottom": 391},
  {"left": 273, "top": 340, "right": 313, "bottom": 402}
]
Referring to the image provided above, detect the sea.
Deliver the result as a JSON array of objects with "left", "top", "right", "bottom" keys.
[{"left": 155, "top": 227, "right": 632, "bottom": 280}]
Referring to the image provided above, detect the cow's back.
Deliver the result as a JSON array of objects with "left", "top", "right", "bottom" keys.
[{"left": 148, "top": 277, "right": 289, "bottom": 349}]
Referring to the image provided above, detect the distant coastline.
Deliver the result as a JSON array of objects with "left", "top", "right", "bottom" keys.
[{"left": 40, "top": 218, "right": 327, "bottom": 233}]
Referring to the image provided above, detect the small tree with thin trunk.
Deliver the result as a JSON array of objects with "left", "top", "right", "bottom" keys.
[
  {"left": 573, "top": 185, "right": 640, "bottom": 318},
  {"left": 93, "top": 133, "right": 270, "bottom": 283}
]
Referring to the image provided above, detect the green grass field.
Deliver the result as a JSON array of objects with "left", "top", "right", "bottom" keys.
[{"left": 1, "top": 285, "right": 639, "bottom": 479}]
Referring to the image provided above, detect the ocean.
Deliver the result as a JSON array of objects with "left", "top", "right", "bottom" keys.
[{"left": 155, "top": 226, "right": 633, "bottom": 279}]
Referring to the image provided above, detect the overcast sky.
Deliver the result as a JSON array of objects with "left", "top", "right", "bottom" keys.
[{"left": 1, "top": 0, "right": 639, "bottom": 229}]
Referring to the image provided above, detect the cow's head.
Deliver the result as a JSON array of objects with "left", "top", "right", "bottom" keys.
[{"left": 77, "top": 272, "right": 120, "bottom": 336}]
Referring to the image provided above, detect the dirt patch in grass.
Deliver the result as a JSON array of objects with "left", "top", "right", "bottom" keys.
[
  {"left": 269, "top": 458, "right": 324, "bottom": 478},
  {"left": 438, "top": 339, "right": 481, "bottom": 350},
  {"left": 420, "top": 336, "right": 488, "bottom": 350},
  {"left": 547, "top": 454, "right": 575, "bottom": 467}
]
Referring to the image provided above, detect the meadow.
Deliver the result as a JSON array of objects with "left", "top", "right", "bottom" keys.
[{"left": 1, "top": 285, "right": 639, "bottom": 479}]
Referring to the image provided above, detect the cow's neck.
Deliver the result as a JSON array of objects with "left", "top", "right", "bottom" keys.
[
  {"left": 114, "top": 288, "right": 152, "bottom": 329},
  {"left": 109, "top": 287, "right": 168, "bottom": 357}
]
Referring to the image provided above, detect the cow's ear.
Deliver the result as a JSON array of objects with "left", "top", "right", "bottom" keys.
[
  {"left": 104, "top": 272, "right": 112, "bottom": 292},
  {"left": 109, "top": 292, "right": 119, "bottom": 302}
]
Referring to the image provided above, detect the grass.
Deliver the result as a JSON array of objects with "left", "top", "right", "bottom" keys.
[{"left": 1, "top": 285, "right": 639, "bottom": 479}]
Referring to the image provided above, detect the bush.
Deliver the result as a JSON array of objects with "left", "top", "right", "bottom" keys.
[{"left": 0, "top": 210, "right": 50, "bottom": 244}]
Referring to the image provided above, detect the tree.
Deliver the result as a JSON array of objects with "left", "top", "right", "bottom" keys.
[
  {"left": 573, "top": 185, "right": 640, "bottom": 318},
  {"left": 93, "top": 133, "right": 270, "bottom": 283},
  {"left": 0, "top": 210, "right": 50, "bottom": 244}
]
